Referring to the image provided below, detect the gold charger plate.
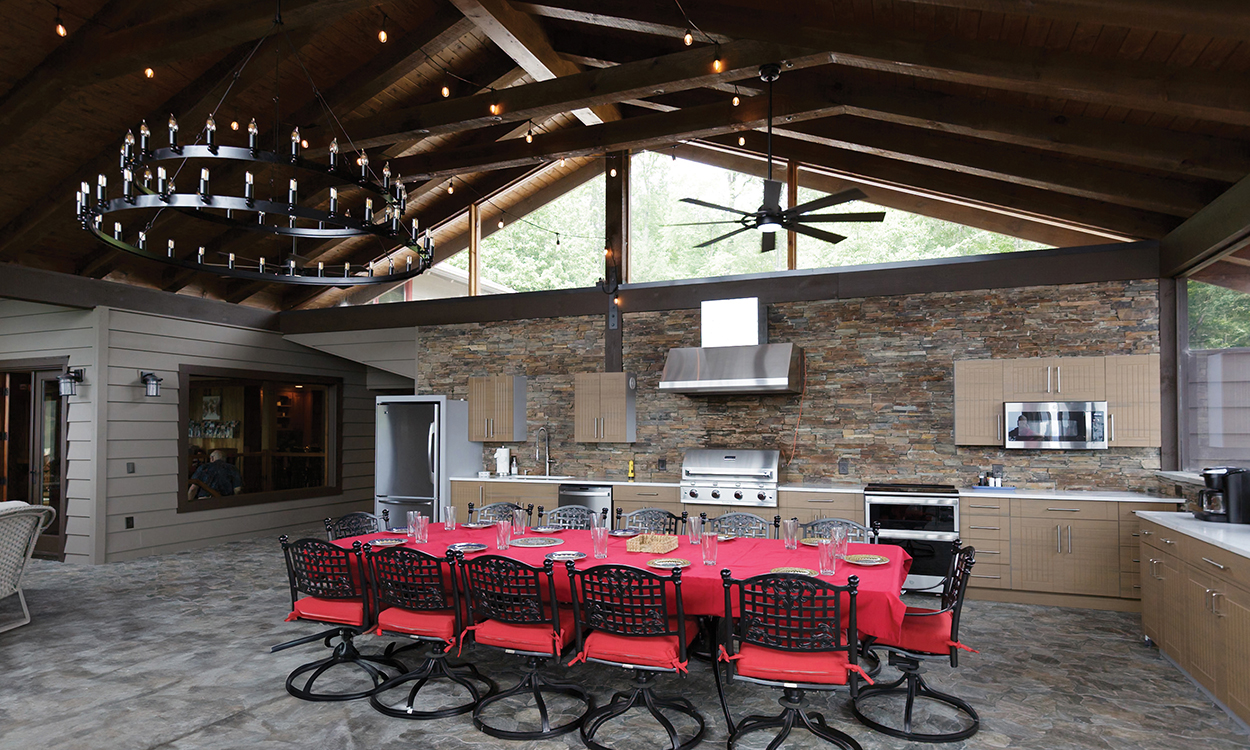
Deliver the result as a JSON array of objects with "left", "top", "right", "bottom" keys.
[
  {"left": 646, "top": 557, "right": 691, "bottom": 569},
  {"left": 370, "top": 538, "right": 406, "bottom": 547},
  {"left": 800, "top": 537, "right": 825, "bottom": 547},
  {"left": 770, "top": 566, "right": 817, "bottom": 575},
  {"left": 843, "top": 553, "right": 889, "bottom": 566},
  {"left": 509, "top": 536, "right": 563, "bottom": 548}
]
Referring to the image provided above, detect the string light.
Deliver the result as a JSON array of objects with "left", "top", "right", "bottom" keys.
[
  {"left": 377, "top": 11, "right": 388, "bottom": 43},
  {"left": 441, "top": 84, "right": 450, "bottom": 97},
  {"left": 447, "top": 179, "right": 454, "bottom": 194},
  {"left": 525, "top": 121, "right": 533, "bottom": 143},
  {"left": 738, "top": 135, "right": 746, "bottom": 146},
  {"left": 609, "top": 167, "right": 617, "bottom": 177},
  {"left": 712, "top": 45, "right": 723, "bottom": 73},
  {"left": 732, "top": 95, "right": 740, "bottom": 106},
  {"left": 144, "top": 67, "right": 154, "bottom": 78},
  {"left": 230, "top": 120, "right": 239, "bottom": 130},
  {"left": 300, "top": 138, "right": 309, "bottom": 149},
  {"left": 497, "top": 218, "right": 504, "bottom": 229},
  {"left": 53, "top": 5, "right": 66, "bottom": 37},
  {"left": 683, "top": 29, "right": 693, "bottom": 46},
  {"left": 489, "top": 103, "right": 501, "bottom": 116}
]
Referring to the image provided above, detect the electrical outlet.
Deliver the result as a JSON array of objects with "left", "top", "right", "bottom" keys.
[
  {"left": 124, "top": 516, "right": 135, "bottom": 529},
  {"left": 126, "top": 462, "right": 136, "bottom": 474},
  {"left": 838, "top": 458, "right": 850, "bottom": 475},
  {"left": 657, "top": 458, "right": 667, "bottom": 471}
]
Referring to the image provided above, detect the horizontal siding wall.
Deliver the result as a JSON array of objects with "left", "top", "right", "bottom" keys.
[
  {"left": 0, "top": 300, "right": 98, "bottom": 564},
  {"left": 104, "top": 309, "right": 373, "bottom": 562}
]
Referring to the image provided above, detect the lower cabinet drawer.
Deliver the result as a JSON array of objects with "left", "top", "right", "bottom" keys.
[
  {"left": 1119, "top": 544, "right": 1141, "bottom": 573},
  {"left": 960, "top": 521, "right": 1011, "bottom": 542},
  {"left": 613, "top": 485, "right": 680, "bottom": 505},
  {"left": 1120, "top": 571, "right": 1141, "bottom": 599},
  {"left": 965, "top": 543, "right": 1010, "bottom": 565},
  {"left": 968, "top": 562, "right": 1011, "bottom": 588}
]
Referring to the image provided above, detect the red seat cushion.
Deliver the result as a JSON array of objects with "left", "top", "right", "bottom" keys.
[
  {"left": 474, "top": 607, "right": 576, "bottom": 655},
  {"left": 376, "top": 607, "right": 456, "bottom": 642},
  {"left": 288, "top": 596, "right": 364, "bottom": 626},
  {"left": 733, "top": 643, "right": 851, "bottom": 685},
  {"left": 887, "top": 607, "right": 956, "bottom": 655},
  {"left": 583, "top": 618, "right": 698, "bottom": 670}
]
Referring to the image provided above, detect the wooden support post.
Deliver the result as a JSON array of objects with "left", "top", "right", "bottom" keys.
[
  {"left": 468, "top": 202, "right": 481, "bottom": 297},
  {"left": 787, "top": 159, "right": 799, "bottom": 271},
  {"left": 604, "top": 151, "right": 628, "bottom": 372}
]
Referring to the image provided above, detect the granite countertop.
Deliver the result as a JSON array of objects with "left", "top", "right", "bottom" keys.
[
  {"left": 451, "top": 475, "right": 677, "bottom": 487},
  {"left": 1136, "top": 511, "right": 1250, "bottom": 559},
  {"left": 957, "top": 488, "right": 1180, "bottom": 503}
]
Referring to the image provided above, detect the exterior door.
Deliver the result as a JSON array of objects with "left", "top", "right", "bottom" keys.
[{"left": 1, "top": 370, "right": 67, "bottom": 558}]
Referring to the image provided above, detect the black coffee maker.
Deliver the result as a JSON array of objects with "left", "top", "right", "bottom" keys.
[{"left": 1196, "top": 467, "right": 1250, "bottom": 523}]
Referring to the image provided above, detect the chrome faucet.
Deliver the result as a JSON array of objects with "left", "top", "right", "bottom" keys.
[{"left": 535, "top": 426, "right": 555, "bottom": 476}]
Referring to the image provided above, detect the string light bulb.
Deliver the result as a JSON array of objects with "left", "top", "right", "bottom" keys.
[
  {"left": 54, "top": 6, "right": 67, "bottom": 37},
  {"left": 713, "top": 58, "right": 723, "bottom": 73},
  {"left": 609, "top": 167, "right": 618, "bottom": 178},
  {"left": 441, "top": 84, "right": 450, "bottom": 98},
  {"left": 489, "top": 103, "right": 500, "bottom": 116},
  {"left": 144, "top": 67, "right": 154, "bottom": 79},
  {"left": 683, "top": 29, "right": 693, "bottom": 46},
  {"left": 230, "top": 120, "right": 239, "bottom": 131},
  {"left": 732, "top": 95, "right": 740, "bottom": 106},
  {"left": 447, "top": 179, "right": 454, "bottom": 195},
  {"left": 497, "top": 218, "right": 504, "bottom": 229},
  {"left": 300, "top": 138, "right": 309, "bottom": 149},
  {"left": 525, "top": 121, "right": 533, "bottom": 143},
  {"left": 377, "top": 12, "right": 388, "bottom": 43},
  {"left": 738, "top": 135, "right": 746, "bottom": 146}
]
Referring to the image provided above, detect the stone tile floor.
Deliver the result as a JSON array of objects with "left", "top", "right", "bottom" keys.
[{"left": 1, "top": 524, "right": 1248, "bottom": 750}]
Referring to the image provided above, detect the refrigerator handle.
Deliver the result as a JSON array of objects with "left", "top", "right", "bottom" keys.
[{"left": 427, "top": 420, "right": 437, "bottom": 486}]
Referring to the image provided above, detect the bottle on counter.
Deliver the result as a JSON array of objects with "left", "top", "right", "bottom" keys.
[
  {"left": 509, "top": 455, "right": 518, "bottom": 475},
  {"left": 628, "top": 459, "right": 635, "bottom": 482},
  {"left": 977, "top": 472, "right": 987, "bottom": 487}
]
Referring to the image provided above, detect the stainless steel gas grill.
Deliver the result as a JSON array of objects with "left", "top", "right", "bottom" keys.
[
  {"left": 864, "top": 482, "right": 960, "bottom": 591},
  {"left": 680, "top": 449, "right": 780, "bottom": 508}
]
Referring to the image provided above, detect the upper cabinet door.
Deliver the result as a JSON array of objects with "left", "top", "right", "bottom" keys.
[
  {"left": 467, "top": 375, "right": 527, "bottom": 441},
  {"left": 1106, "top": 354, "right": 1161, "bottom": 447},
  {"left": 1053, "top": 356, "right": 1105, "bottom": 401},
  {"left": 573, "top": 373, "right": 601, "bottom": 442},
  {"left": 954, "top": 360, "right": 1004, "bottom": 446},
  {"left": 467, "top": 376, "right": 494, "bottom": 441},
  {"left": 599, "top": 372, "right": 636, "bottom": 443},
  {"left": 1002, "top": 358, "right": 1056, "bottom": 401}
]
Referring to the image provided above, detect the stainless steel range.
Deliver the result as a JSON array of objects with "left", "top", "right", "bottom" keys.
[
  {"left": 680, "top": 449, "right": 779, "bottom": 508},
  {"left": 864, "top": 482, "right": 960, "bottom": 592}
]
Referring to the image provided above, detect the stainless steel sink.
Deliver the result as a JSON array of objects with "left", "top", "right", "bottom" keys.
[{"left": 506, "top": 474, "right": 574, "bottom": 481}]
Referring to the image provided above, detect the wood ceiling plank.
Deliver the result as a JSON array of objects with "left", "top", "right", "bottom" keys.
[{"left": 899, "top": 1, "right": 1250, "bottom": 42}]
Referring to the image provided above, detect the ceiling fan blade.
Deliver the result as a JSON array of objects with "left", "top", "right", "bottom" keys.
[
  {"left": 791, "top": 223, "right": 847, "bottom": 245},
  {"left": 796, "top": 212, "right": 887, "bottom": 223},
  {"left": 694, "top": 225, "right": 753, "bottom": 248},
  {"left": 785, "top": 188, "right": 866, "bottom": 217},
  {"left": 762, "top": 179, "right": 783, "bottom": 212},
  {"left": 761, "top": 231, "right": 776, "bottom": 253},
  {"left": 662, "top": 220, "right": 745, "bottom": 227},
  {"left": 679, "top": 197, "right": 752, "bottom": 215}
]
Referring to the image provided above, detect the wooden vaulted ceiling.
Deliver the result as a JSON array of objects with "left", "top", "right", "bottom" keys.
[{"left": 2, "top": 0, "right": 1250, "bottom": 311}]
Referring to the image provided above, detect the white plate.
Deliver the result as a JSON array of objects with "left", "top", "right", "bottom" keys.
[
  {"left": 462, "top": 521, "right": 495, "bottom": 529},
  {"left": 448, "top": 542, "right": 488, "bottom": 554},
  {"left": 546, "top": 550, "right": 587, "bottom": 561},
  {"left": 843, "top": 554, "right": 890, "bottom": 566},
  {"left": 509, "top": 537, "right": 563, "bottom": 548},
  {"left": 370, "top": 538, "right": 406, "bottom": 547},
  {"left": 646, "top": 558, "right": 691, "bottom": 569},
  {"left": 530, "top": 526, "right": 564, "bottom": 534},
  {"left": 609, "top": 528, "right": 642, "bottom": 537}
]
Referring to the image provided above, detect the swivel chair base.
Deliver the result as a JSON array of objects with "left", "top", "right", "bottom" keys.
[
  {"left": 582, "top": 670, "right": 705, "bottom": 750},
  {"left": 729, "top": 687, "right": 862, "bottom": 750},
  {"left": 472, "top": 657, "right": 593, "bottom": 740},
  {"left": 273, "top": 626, "right": 407, "bottom": 702},
  {"left": 370, "top": 647, "right": 498, "bottom": 719},
  {"left": 850, "top": 652, "right": 979, "bottom": 743}
]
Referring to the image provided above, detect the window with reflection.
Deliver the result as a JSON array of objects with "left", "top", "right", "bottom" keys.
[{"left": 179, "top": 367, "right": 341, "bottom": 511}]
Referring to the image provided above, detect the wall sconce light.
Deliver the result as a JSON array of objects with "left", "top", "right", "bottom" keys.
[
  {"left": 58, "top": 368, "right": 85, "bottom": 397},
  {"left": 139, "top": 371, "right": 163, "bottom": 398}
]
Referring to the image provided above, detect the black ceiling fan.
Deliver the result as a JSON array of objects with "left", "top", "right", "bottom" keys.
[{"left": 672, "top": 63, "right": 886, "bottom": 252}]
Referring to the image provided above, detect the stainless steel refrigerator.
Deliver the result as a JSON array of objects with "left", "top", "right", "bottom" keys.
[{"left": 375, "top": 395, "right": 481, "bottom": 526}]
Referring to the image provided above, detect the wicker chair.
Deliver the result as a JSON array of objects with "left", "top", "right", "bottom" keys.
[
  {"left": 536, "top": 504, "right": 608, "bottom": 530},
  {"left": 324, "top": 510, "right": 390, "bottom": 540},
  {"left": 0, "top": 502, "right": 56, "bottom": 633}
]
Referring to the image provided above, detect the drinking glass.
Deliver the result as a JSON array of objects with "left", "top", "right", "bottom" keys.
[
  {"left": 818, "top": 538, "right": 837, "bottom": 576},
  {"left": 701, "top": 530, "right": 718, "bottom": 566},
  {"left": 444, "top": 504, "right": 456, "bottom": 532},
  {"left": 512, "top": 508, "right": 526, "bottom": 536},
  {"left": 781, "top": 518, "right": 799, "bottom": 550},
  {"left": 591, "top": 526, "right": 609, "bottom": 559},
  {"left": 407, "top": 511, "right": 421, "bottom": 541},
  {"left": 688, "top": 514, "right": 703, "bottom": 545},
  {"left": 831, "top": 524, "right": 849, "bottom": 560},
  {"left": 496, "top": 520, "right": 512, "bottom": 551},
  {"left": 413, "top": 514, "right": 429, "bottom": 544}
]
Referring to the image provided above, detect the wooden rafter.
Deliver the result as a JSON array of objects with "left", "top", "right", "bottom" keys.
[{"left": 1160, "top": 174, "right": 1250, "bottom": 277}]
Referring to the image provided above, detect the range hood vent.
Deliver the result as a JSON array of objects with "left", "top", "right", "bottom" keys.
[{"left": 658, "top": 297, "right": 803, "bottom": 395}]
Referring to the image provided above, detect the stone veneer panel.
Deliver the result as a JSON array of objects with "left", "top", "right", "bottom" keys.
[{"left": 418, "top": 280, "right": 1164, "bottom": 492}]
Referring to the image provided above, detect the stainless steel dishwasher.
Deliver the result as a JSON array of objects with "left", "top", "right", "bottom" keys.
[{"left": 558, "top": 484, "right": 613, "bottom": 523}]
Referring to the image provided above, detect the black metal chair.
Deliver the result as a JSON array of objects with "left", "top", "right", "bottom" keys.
[
  {"left": 799, "top": 517, "right": 877, "bottom": 543},
  {"left": 566, "top": 562, "right": 705, "bottom": 750},
  {"left": 703, "top": 511, "right": 776, "bottom": 539},
  {"left": 615, "top": 507, "right": 688, "bottom": 535},
  {"left": 717, "top": 569, "right": 868, "bottom": 750},
  {"left": 459, "top": 554, "right": 593, "bottom": 740},
  {"left": 851, "top": 544, "right": 979, "bottom": 743},
  {"left": 324, "top": 509, "right": 390, "bottom": 540},
  {"left": 365, "top": 545, "right": 497, "bottom": 720},
  {"left": 537, "top": 504, "right": 608, "bottom": 530},
  {"left": 468, "top": 501, "right": 533, "bottom": 525},
  {"left": 272, "top": 536, "right": 406, "bottom": 701}
]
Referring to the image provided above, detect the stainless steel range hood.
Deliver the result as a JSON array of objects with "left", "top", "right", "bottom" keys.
[{"left": 658, "top": 298, "right": 804, "bottom": 395}]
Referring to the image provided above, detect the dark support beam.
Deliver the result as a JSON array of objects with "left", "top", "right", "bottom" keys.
[
  {"left": 1159, "top": 276, "right": 1178, "bottom": 471},
  {"left": 604, "top": 151, "right": 628, "bottom": 371},
  {"left": 786, "top": 159, "right": 798, "bottom": 270},
  {"left": 1159, "top": 174, "right": 1250, "bottom": 277}
]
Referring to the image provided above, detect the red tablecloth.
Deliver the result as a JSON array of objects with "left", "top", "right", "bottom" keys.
[{"left": 339, "top": 526, "right": 912, "bottom": 643}]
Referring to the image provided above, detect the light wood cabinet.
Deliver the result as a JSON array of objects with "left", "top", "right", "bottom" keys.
[
  {"left": 961, "top": 499, "right": 1011, "bottom": 588},
  {"left": 613, "top": 485, "right": 681, "bottom": 517},
  {"left": 1002, "top": 358, "right": 1057, "bottom": 401},
  {"left": 777, "top": 490, "right": 863, "bottom": 524},
  {"left": 1223, "top": 584, "right": 1250, "bottom": 720},
  {"left": 574, "top": 372, "right": 636, "bottom": 443},
  {"left": 1010, "top": 514, "right": 1119, "bottom": 597},
  {"left": 468, "top": 376, "right": 526, "bottom": 442},
  {"left": 953, "top": 360, "right": 1003, "bottom": 446},
  {"left": 1052, "top": 356, "right": 1106, "bottom": 400},
  {"left": 1185, "top": 565, "right": 1224, "bottom": 694},
  {"left": 1106, "top": 355, "right": 1161, "bottom": 447},
  {"left": 449, "top": 479, "right": 557, "bottom": 520}
]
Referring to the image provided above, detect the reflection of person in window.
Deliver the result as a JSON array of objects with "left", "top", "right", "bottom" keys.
[
  {"left": 187, "top": 449, "right": 243, "bottom": 500},
  {"left": 1008, "top": 415, "right": 1038, "bottom": 440}
]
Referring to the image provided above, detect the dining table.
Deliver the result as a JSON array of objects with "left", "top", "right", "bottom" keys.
[{"left": 338, "top": 525, "right": 913, "bottom": 644}]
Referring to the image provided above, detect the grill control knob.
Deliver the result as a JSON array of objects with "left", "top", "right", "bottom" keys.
[
  {"left": 733, "top": 491, "right": 743, "bottom": 500},
  {"left": 711, "top": 490, "right": 720, "bottom": 499},
  {"left": 688, "top": 489, "right": 698, "bottom": 498},
  {"left": 757, "top": 492, "right": 767, "bottom": 501}
]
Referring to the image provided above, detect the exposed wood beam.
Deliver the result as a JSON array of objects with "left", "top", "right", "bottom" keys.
[
  {"left": 703, "top": 131, "right": 1180, "bottom": 240},
  {"left": 832, "top": 85, "right": 1250, "bottom": 184},
  {"left": 386, "top": 85, "right": 843, "bottom": 179},
  {"left": 776, "top": 116, "right": 1222, "bottom": 217},
  {"left": 786, "top": 159, "right": 798, "bottom": 270},
  {"left": 669, "top": 142, "right": 1114, "bottom": 249},
  {"left": 468, "top": 202, "right": 482, "bottom": 296},
  {"left": 339, "top": 39, "right": 818, "bottom": 150},
  {"left": 902, "top": 1, "right": 1250, "bottom": 42},
  {"left": 449, "top": 0, "right": 619, "bottom": 125},
  {"left": 1160, "top": 174, "right": 1250, "bottom": 277},
  {"left": 520, "top": 0, "right": 1250, "bottom": 126},
  {"left": 0, "top": 0, "right": 380, "bottom": 151}
]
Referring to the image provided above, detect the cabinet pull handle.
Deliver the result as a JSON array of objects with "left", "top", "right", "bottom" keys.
[
  {"left": 479, "top": 486, "right": 484, "bottom": 503},
  {"left": 1110, "top": 413, "right": 1115, "bottom": 443},
  {"left": 1163, "top": 539, "right": 1176, "bottom": 545},
  {"left": 1148, "top": 559, "right": 1159, "bottom": 579},
  {"left": 1213, "top": 592, "right": 1227, "bottom": 618},
  {"left": 997, "top": 414, "right": 1001, "bottom": 442},
  {"left": 1132, "top": 558, "right": 1139, "bottom": 564},
  {"left": 1131, "top": 532, "right": 1139, "bottom": 538},
  {"left": 1047, "top": 507, "right": 1081, "bottom": 512},
  {"left": 968, "top": 504, "right": 1000, "bottom": 509},
  {"left": 979, "top": 549, "right": 1001, "bottom": 555},
  {"left": 970, "top": 574, "right": 1001, "bottom": 579},
  {"left": 1056, "top": 365, "right": 1061, "bottom": 393},
  {"left": 1067, "top": 524, "right": 1072, "bottom": 554},
  {"left": 1056, "top": 524, "right": 1062, "bottom": 553},
  {"left": 1047, "top": 365, "right": 1052, "bottom": 393},
  {"left": 970, "top": 525, "right": 1000, "bottom": 530},
  {"left": 1201, "top": 557, "right": 1227, "bottom": 570},
  {"left": 637, "top": 492, "right": 659, "bottom": 497},
  {"left": 1205, "top": 588, "right": 1213, "bottom": 612},
  {"left": 1141, "top": 529, "right": 1152, "bottom": 536}
]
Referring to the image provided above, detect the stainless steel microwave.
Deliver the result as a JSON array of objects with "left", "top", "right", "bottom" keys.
[{"left": 1004, "top": 401, "right": 1107, "bottom": 450}]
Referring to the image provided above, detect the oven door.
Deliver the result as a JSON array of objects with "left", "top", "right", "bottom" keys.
[
  {"left": 874, "top": 531, "right": 958, "bottom": 592},
  {"left": 866, "top": 496, "right": 958, "bottom": 591}
]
